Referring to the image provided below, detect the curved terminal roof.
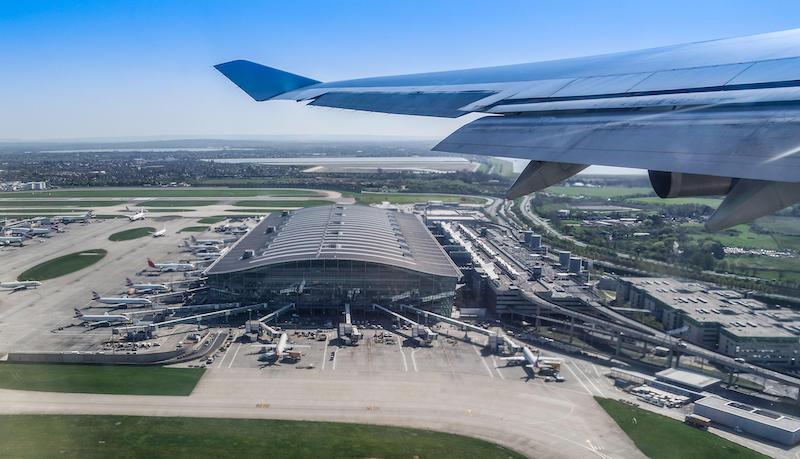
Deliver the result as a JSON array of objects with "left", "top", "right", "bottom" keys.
[{"left": 205, "top": 205, "right": 461, "bottom": 278}]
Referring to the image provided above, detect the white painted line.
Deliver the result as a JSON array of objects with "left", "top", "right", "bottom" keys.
[
  {"left": 216, "top": 342, "right": 233, "bottom": 368},
  {"left": 472, "top": 345, "right": 494, "bottom": 378},
  {"left": 563, "top": 360, "right": 593, "bottom": 395},
  {"left": 227, "top": 343, "right": 242, "bottom": 369},
  {"left": 592, "top": 364, "right": 602, "bottom": 378},
  {"left": 490, "top": 355, "right": 505, "bottom": 380},
  {"left": 331, "top": 349, "right": 338, "bottom": 371},
  {"left": 411, "top": 348, "right": 419, "bottom": 373},
  {"left": 572, "top": 361, "right": 605, "bottom": 397},
  {"left": 321, "top": 337, "right": 329, "bottom": 370},
  {"left": 398, "top": 341, "right": 408, "bottom": 372}
]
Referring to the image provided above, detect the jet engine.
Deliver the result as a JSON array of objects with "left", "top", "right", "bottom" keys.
[{"left": 648, "top": 171, "right": 736, "bottom": 198}]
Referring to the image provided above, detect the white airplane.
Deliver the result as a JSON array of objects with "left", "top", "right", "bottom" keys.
[
  {"left": 182, "top": 240, "right": 222, "bottom": 252},
  {"left": 193, "top": 252, "right": 222, "bottom": 261},
  {"left": 502, "top": 346, "right": 540, "bottom": 369},
  {"left": 0, "top": 236, "right": 25, "bottom": 246},
  {"left": 125, "top": 278, "right": 169, "bottom": 293},
  {"left": 0, "top": 280, "right": 42, "bottom": 291},
  {"left": 147, "top": 258, "right": 195, "bottom": 272},
  {"left": 129, "top": 210, "right": 147, "bottom": 222},
  {"left": 258, "top": 333, "right": 305, "bottom": 362},
  {"left": 55, "top": 212, "right": 92, "bottom": 224},
  {"left": 92, "top": 291, "right": 152, "bottom": 306},
  {"left": 217, "top": 28, "right": 800, "bottom": 231},
  {"left": 190, "top": 235, "right": 232, "bottom": 245},
  {"left": 152, "top": 228, "right": 166, "bottom": 238},
  {"left": 74, "top": 308, "right": 131, "bottom": 325}
]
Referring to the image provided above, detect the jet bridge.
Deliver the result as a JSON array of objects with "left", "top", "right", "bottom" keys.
[
  {"left": 397, "top": 304, "right": 502, "bottom": 353},
  {"left": 338, "top": 303, "right": 361, "bottom": 346},
  {"left": 372, "top": 304, "right": 437, "bottom": 346},
  {"left": 245, "top": 303, "right": 295, "bottom": 338},
  {"left": 112, "top": 302, "right": 271, "bottom": 337}
]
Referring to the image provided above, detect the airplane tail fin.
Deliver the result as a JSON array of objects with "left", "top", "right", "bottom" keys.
[
  {"left": 125, "top": 278, "right": 133, "bottom": 286},
  {"left": 147, "top": 258, "right": 156, "bottom": 268},
  {"left": 214, "top": 60, "right": 320, "bottom": 101},
  {"left": 91, "top": 291, "right": 100, "bottom": 300},
  {"left": 74, "top": 308, "right": 83, "bottom": 317},
  {"left": 190, "top": 235, "right": 197, "bottom": 242}
]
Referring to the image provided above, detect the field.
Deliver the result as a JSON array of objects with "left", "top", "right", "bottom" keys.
[
  {"left": 197, "top": 216, "right": 227, "bottom": 224},
  {"left": 178, "top": 226, "right": 209, "bottom": 232},
  {"left": 352, "top": 192, "right": 486, "bottom": 205},
  {"left": 545, "top": 186, "right": 653, "bottom": 198},
  {"left": 0, "top": 209, "right": 90, "bottom": 215},
  {"left": 690, "top": 224, "right": 779, "bottom": 250},
  {"left": 108, "top": 227, "right": 155, "bottom": 241},
  {"left": 629, "top": 196, "right": 723, "bottom": 207},
  {"left": 232, "top": 199, "right": 334, "bottom": 207},
  {"left": 18, "top": 249, "right": 107, "bottom": 281},
  {"left": 0, "top": 415, "right": 523, "bottom": 459},
  {"left": 0, "top": 364, "right": 204, "bottom": 395},
  {"left": 754, "top": 216, "right": 800, "bottom": 236},
  {"left": 595, "top": 398, "right": 767, "bottom": 459},
  {"left": 140, "top": 200, "right": 218, "bottom": 207},
  {"left": 0, "top": 188, "right": 322, "bottom": 198},
  {"left": 0, "top": 200, "right": 119, "bottom": 207}
]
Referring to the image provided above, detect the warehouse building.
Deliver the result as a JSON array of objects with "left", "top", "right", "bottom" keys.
[
  {"left": 694, "top": 396, "right": 800, "bottom": 446},
  {"left": 205, "top": 205, "right": 461, "bottom": 314},
  {"left": 617, "top": 277, "right": 800, "bottom": 367}
]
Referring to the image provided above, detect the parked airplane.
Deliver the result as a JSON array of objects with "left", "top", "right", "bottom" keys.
[
  {"left": 91, "top": 291, "right": 152, "bottom": 306},
  {"left": 502, "top": 346, "right": 540, "bottom": 369},
  {"left": 55, "top": 212, "right": 92, "bottom": 224},
  {"left": 152, "top": 228, "right": 166, "bottom": 238},
  {"left": 182, "top": 240, "right": 222, "bottom": 252},
  {"left": 217, "top": 28, "right": 800, "bottom": 231},
  {"left": 258, "top": 332, "right": 304, "bottom": 362},
  {"left": 125, "top": 278, "right": 169, "bottom": 293},
  {"left": 0, "top": 280, "right": 42, "bottom": 291},
  {"left": 190, "top": 235, "right": 232, "bottom": 245},
  {"left": 147, "top": 258, "right": 195, "bottom": 272},
  {"left": 0, "top": 236, "right": 25, "bottom": 246},
  {"left": 74, "top": 308, "right": 131, "bottom": 325}
]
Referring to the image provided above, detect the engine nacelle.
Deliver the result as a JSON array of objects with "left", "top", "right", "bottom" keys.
[{"left": 648, "top": 171, "right": 735, "bottom": 198}]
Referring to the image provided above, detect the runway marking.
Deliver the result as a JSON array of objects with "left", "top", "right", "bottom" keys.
[
  {"left": 562, "top": 361, "right": 593, "bottom": 395},
  {"left": 592, "top": 364, "right": 602, "bottom": 378},
  {"left": 398, "top": 341, "right": 408, "bottom": 372},
  {"left": 586, "top": 440, "right": 613, "bottom": 459},
  {"left": 331, "top": 349, "right": 338, "bottom": 371},
  {"left": 216, "top": 342, "right": 234, "bottom": 368},
  {"left": 410, "top": 348, "right": 419, "bottom": 372},
  {"left": 227, "top": 343, "right": 242, "bottom": 369},
  {"left": 572, "top": 362, "right": 605, "bottom": 397},
  {"left": 472, "top": 345, "right": 494, "bottom": 378},
  {"left": 490, "top": 355, "right": 505, "bottom": 380},
  {"left": 321, "top": 337, "right": 329, "bottom": 370}
]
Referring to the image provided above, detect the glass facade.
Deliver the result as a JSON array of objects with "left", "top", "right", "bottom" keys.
[{"left": 207, "top": 259, "right": 457, "bottom": 315}]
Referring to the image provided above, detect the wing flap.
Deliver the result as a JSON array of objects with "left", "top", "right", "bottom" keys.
[{"left": 434, "top": 107, "right": 800, "bottom": 183}]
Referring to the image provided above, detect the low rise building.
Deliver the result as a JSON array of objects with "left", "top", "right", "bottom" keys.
[{"left": 617, "top": 277, "right": 800, "bottom": 367}]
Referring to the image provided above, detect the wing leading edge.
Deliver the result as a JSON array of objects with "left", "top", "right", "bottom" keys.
[{"left": 215, "top": 28, "right": 800, "bottom": 230}]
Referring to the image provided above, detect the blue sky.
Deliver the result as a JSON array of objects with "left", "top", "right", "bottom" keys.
[{"left": 2, "top": 1, "right": 799, "bottom": 141}]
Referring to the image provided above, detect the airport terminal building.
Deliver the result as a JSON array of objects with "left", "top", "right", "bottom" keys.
[{"left": 205, "top": 205, "right": 461, "bottom": 314}]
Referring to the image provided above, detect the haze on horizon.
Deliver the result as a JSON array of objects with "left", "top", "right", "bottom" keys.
[{"left": 3, "top": 1, "right": 799, "bottom": 176}]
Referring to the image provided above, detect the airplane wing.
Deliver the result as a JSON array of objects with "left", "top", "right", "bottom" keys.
[{"left": 216, "top": 29, "right": 800, "bottom": 230}]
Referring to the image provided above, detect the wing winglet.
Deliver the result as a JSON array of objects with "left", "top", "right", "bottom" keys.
[{"left": 214, "top": 60, "right": 320, "bottom": 101}]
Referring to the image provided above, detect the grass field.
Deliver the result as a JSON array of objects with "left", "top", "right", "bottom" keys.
[
  {"left": 0, "top": 415, "right": 523, "bottom": 459},
  {"left": 108, "top": 227, "right": 155, "bottom": 241},
  {"left": 690, "top": 224, "right": 780, "bottom": 250},
  {"left": 0, "top": 364, "right": 204, "bottom": 395},
  {"left": 0, "top": 209, "right": 90, "bottom": 215},
  {"left": 0, "top": 188, "right": 323, "bottom": 198},
  {"left": 630, "top": 196, "right": 723, "bottom": 207},
  {"left": 0, "top": 200, "right": 119, "bottom": 207},
  {"left": 197, "top": 216, "right": 227, "bottom": 224},
  {"left": 18, "top": 249, "right": 107, "bottom": 281},
  {"left": 754, "top": 215, "right": 800, "bottom": 236},
  {"left": 232, "top": 199, "right": 334, "bottom": 207},
  {"left": 178, "top": 226, "right": 209, "bottom": 232},
  {"left": 140, "top": 200, "right": 218, "bottom": 207},
  {"left": 352, "top": 192, "right": 486, "bottom": 205},
  {"left": 596, "top": 397, "right": 767, "bottom": 459},
  {"left": 545, "top": 186, "right": 653, "bottom": 198}
]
